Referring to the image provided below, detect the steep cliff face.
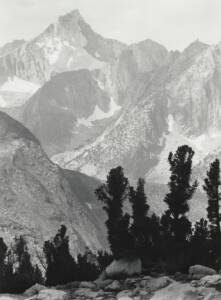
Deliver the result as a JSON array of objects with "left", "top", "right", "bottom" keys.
[
  {"left": 52, "top": 92, "right": 168, "bottom": 180},
  {"left": 0, "top": 9, "right": 125, "bottom": 83},
  {"left": 0, "top": 10, "right": 125, "bottom": 110},
  {"left": 3, "top": 34, "right": 169, "bottom": 160},
  {"left": 20, "top": 69, "right": 121, "bottom": 155},
  {"left": 0, "top": 111, "right": 107, "bottom": 257},
  {"left": 147, "top": 41, "right": 221, "bottom": 183},
  {"left": 0, "top": 40, "right": 26, "bottom": 57},
  {"left": 0, "top": 10, "right": 171, "bottom": 169},
  {"left": 112, "top": 39, "right": 169, "bottom": 107},
  {"left": 52, "top": 40, "right": 221, "bottom": 185},
  {"left": 167, "top": 41, "right": 221, "bottom": 135},
  {"left": 1, "top": 10, "right": 221, "bottom": 198}
]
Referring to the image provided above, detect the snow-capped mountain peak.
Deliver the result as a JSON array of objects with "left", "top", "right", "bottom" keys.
[
  {"left": 0, "top": 9, "right": 125, "bottom": 110},
  {"left": 2, "top": 9, "right": 221, "bottom": 191},
  {"left": 51, "top": 38, "right": 221, "bottom": 185}
]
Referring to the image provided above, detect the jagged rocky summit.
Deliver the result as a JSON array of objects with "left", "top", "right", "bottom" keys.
[{"left": 1, "top": 10, "right": 221, "bottom": 221}]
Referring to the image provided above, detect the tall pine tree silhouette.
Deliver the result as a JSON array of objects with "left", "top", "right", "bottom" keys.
[
  {"left": 203, "top": 159, "right": 221, "bottom": 236},
  {"left": 0, "top": 237, "right": 12, "bottom": 292},
  {"left": 130, "top": 178, "right": 150, "bottom": 258},
  {"left": 203, "top": 159, "right": 221, "bottom": 267},
  {"left": 163, "top": 145, "right": 198, "bottom": 242},
  {"left": 190, "top": 219, "right": 211, "bottom": 267},
  {"left": 161, "top": 145, "right": 197, "bottom": 272},
  {"left": 12, "top": 236, "right": 43, "bottom": 293},
  {"left": 95, "top": 166, "right": 132, "bottom": 258},
  {"left": 44, "top": 225, "right": 77, "bottom": 286}
]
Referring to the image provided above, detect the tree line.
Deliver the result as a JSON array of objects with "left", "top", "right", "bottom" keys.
[
  {"left": 0, "top": 144, "right": 220, "bottom": 293},
  {"left": 0, "top": 224, "right": 112, "bottom": 293},
  {"left": 96, "top": 145, "right": 221, "bottom": 273}
]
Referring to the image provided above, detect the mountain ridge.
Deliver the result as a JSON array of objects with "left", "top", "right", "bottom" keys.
[
  {"left": 0, "top": 9, "right": 220, "bottom": 213},
  {"left": 52, "top": 35, "right": 221, "bottom": 186},
  {"left": 0, "top": 110, "right": 107, "bottom": 258}
]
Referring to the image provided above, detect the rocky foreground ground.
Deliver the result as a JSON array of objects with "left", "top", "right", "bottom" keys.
[{"left": 2, "top": 271, "right": 221, "bottom": 300}]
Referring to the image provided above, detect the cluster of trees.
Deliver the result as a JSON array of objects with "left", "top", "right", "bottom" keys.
[
  {"left": 96, "top": 145, "right": 221, "bottom": 273},
  {"left": 0, "top": 226, "right": 111, "bottom": 293},
  {"left": 0, "top": 144, "right": 220, "bottom": 293},
  {"left": 0, "top": 236, "right": 43, "bottom": 293},
  {"left": 43, "top": 224, "right": 112, "bottom": 286}
]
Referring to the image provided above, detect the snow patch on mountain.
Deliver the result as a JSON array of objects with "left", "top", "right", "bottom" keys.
[
  {"left": 0, "top": 77, "right": 40, "bottom": 94},
  {"left": 0, "top": 95, "right": 7, "bottom": 107},
  {"left": 37, "top": 38, "right": 82, "bottom": 65},
  {"left": 80, "top": 163, "right": 99, "bottom": 177},
  {"left": 146, "top": 119, "right": 190, "bottom": 184},
  {"left": 188, "top": 129, "right": 221, "bottom": 154},
  {"left": 76, "top": 98, "right": 121, "bottom": 127},
  {"left": 95, "top": 78, "right": 105, "bottom": 90},
  {"left": 0, "top": 77, "right": 40, "bottom": 108},
  {"left": 52, "top": 99, "right": 155, "bottom": 180},
  {"left": 34, "top": 21, "right": 110, "bottom": 71},
  {"left": 146, "top": 117, "right": 221, "bottom": 184},
  {"left": 37, "top": 38, "right": 63, "bottom": 64},
  {"left": 63, "top": 40, "right": 77, "bottom": 50},
  {"left": 95, "top": 52, "right": 101, "bottom": 58},
  {"left": 67, "top": 57, "right": 74, "bottom": 67},
  {"left": 167, "top": 114, "right": 174, "bottom": 132}
]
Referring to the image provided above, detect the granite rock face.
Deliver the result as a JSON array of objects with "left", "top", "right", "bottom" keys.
[
  {"left": 1, "top": 11, "right": 221, "bottom": 223},
  {"left": 0, "top": 111, "right": 107, "bottom": 258},
  {"left": 54, "top": 40, "right": 221, "bottom": 185}
]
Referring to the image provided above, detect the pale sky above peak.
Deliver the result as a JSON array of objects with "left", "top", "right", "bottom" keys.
[{"left": 0, "top": 0, "right": 221, "bottom": 50}]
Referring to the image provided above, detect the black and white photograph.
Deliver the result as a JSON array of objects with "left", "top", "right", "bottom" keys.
[{"left": 0, "top": 0, "right": 221, "bottom": 298}]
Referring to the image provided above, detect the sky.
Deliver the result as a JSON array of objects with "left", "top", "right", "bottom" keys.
[{"left": 0, "top": 0, "right": 221, "bottom": 51}]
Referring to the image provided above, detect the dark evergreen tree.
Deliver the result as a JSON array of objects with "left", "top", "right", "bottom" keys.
[
  {"left": 12, "top": 236, "right": 43, "bottom": 293},
  {"left": 203, "top": 159, "right": 221, "bottom": 267},
  {"left": 161, "top": 145, "right": 197, "bottom": 272},
  {"left": 130, "top": 178, "right": 150, "bottom": 258},
  {"left": 203, "top": 159, "right": 221, "bottom": 236},
  {"left": 0, "top": 238, "right": 13, "bottom": 292},
  {"left": 44, "top": 225, "right": 78, "bottom": 286},
  {"left": 77, "top": 248, "right": 99, "bottom": 281},
  {"left": 164, "top": 145, "right": 198, "bottom": 242},
  {"left": 0, "top": 237, "right": 7, "bottom": 265},
  {"left": 95, "top": 166, "right": 132, "bottom": 258},
  {"left": 192, "top": 219, "right": 209, "bottom": 244},
  {"left": 190, "top": 218, "right": 211, "bottom": 267},
  {"left": 97, "top": 250, "right": 113, "bottom": 271},
  {"left": 147, "top": 214, "right": 162, "bottom": 263},
  {"left": 14, "top": 236, "right": 34, "bottom": 275}
]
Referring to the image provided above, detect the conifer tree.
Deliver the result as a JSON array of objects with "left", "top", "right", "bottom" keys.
[
  {"left": 130, "top": 178, "right": 149, "bottom": 231},
  {"left": 12, "top": 236, "right": 42, "bottom": 293},
  {"left": 44, "top": 225, "right": 78, "bottom": 286},
  {"left": 148, "top": 214, "right": 161, "bottom": 261},
  {"left": 203, "top": 159, "right": 221, "bottom": 236},
  {"left": 95, "top": 166, "right": 132, "bottom": 258},
  {"left": 0, "top": 237, "right": 12, "bottom": 292},
  {"left": 192, "top": 219, "right": 209, "bottom": 244},
  {"left": 77, "top": 247, "right": 99, "bottom": 281},
  {"left": 190, "top": 218, "right": 211, "bottom": 267},
  {"left": 130, "top": 178, "right": 150, "bottom": 257},
  {"left": 14, "top": 236, "right": 34, "bottom": 276},
  {"left": 97, "top": 250, "right": 113, "bottom": 271},
  {"left": 203, "top": 159, "right": 221, "bottom": 266},
  {"left": 164, "top": 145, "right": 198, "bottom": 241}
]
